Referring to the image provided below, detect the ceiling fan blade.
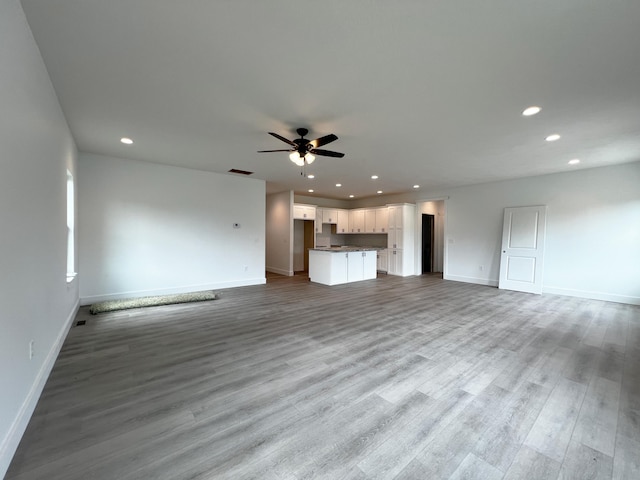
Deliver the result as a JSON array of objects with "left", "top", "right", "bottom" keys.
[
  {"left": 308, "top": 134, "right": 338, "bottom": 149},
  {"left": 257, "top": 149, "right": 293, "bottom": 153},
  {"left": 268, "top": 132, "right": 296, "bottom": 147},
  {"left": 309, "top": 148, "right": 345, "bottom": 158}
]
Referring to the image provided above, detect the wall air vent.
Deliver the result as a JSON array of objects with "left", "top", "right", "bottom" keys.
[{"left": 228, "top": 169, "right": 254, "bottom": 176}]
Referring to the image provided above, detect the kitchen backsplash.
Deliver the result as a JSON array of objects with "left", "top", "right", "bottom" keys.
[{"left": 316, "top": 224, "right": 387, "bottom": 248}]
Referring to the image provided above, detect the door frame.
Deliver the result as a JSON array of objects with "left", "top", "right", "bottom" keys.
[{"left": 415, "top": 196, "right": 448, "bottom": 277}]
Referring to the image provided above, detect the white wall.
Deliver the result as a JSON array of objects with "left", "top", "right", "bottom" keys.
[
  {"left": 266, "top": 191, "right": 293, "bottom": 275},
  {"left": 78, "top": 154, "right": 265, "bottom": 303},
  {"left": 0, "top": 1, "right": 79, "bottom": 475},
  {"left": 439, "top": 162, "right": 640, "bottom": 304}
]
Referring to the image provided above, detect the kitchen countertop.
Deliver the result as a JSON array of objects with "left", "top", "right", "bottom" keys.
[{"left": 310, "top": 246, "right": 385, "bottom": 252}]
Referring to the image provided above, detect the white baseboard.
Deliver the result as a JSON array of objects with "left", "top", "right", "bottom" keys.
[
  {"left": 79, "top": 278, "right": 266, "bottom": 305},
  {"left": 443, "top": 274, "right": 499, "bottom": 287},
  {"left": 542, "top": 286, "right": 640, "bottom": 305},
  {"left": 442, "top": 274, "right": 639, "bottom": 305},
  {"left": 0, "top": 299, "right": 79, "bottom": 478},
  {"left": 265, "top": 266, "right": 293, "bottom": 276}
]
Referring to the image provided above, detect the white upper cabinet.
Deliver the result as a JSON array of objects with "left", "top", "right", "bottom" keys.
[
  {"left": 364, "top": 209, "right": 376, "bottom": 233},
  {"left": 315, "top": 208, "right": 323, "bottom": 232},
  {"left": 349, "top": 209, "right": 365, "bottom": 233},
  {"left": 322, "top": 208, "right": 338, "bottom": 224},
  {"left": 293, "top": 203, "right": 316, "bottom": 220},
  {"left": 375, "top": 207, "right": 388, "bottom": 233},
  {"left": 336, "top": 209, "right": 349, "bottom": 233},
  {"left": 364, "top": 207, "right": 389, "bottom": 233}
]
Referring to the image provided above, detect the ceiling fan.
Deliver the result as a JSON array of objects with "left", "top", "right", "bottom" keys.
[{"left": 257, "top": 128, "right": 345, "bottom": 167}]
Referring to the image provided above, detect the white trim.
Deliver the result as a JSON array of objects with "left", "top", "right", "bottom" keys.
[
  {"left": 79, "top": 278, "right": 266, "bottom": 305},
  {"left": 416, "top": 195, "right": 450, "bottom": 202},
  {"left": 542, "top": 286, "right": 640, "bottom": 305},
  {"left": 443, "top": 274, "right": 499, "bottom": 287},
  {"left": 441, "top": 276, "right": 640, "bottom": 305},
  {"left": 266, "top": 266, "right": 293, "bottom": 277},
  {"left": 0, "top": 300, "right": 79, "bottom": 477}
]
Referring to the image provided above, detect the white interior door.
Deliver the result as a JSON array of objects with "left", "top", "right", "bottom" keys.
[{"left": 499, "top": 206, "right": 547, "bottom": 294}]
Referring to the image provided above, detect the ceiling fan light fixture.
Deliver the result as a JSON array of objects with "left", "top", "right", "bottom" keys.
[
  {"left": 304, "top": 152, "right": 315, "bottom": 164},
  {"left": 289, "top": 151, "right": 304, "bottom": 166}
]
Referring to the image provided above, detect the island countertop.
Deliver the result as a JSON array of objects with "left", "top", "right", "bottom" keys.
[{"left": 310, "top": 246, "right": 384, "bottom": 252}]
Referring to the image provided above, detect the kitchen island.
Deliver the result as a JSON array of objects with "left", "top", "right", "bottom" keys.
[{"left": 309, "top": 247, "right": 378, "bottom": 286}]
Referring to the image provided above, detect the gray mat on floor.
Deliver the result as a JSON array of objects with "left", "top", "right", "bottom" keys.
[{"left": 89, "top": 291, "right": 217, "bottom": 314}]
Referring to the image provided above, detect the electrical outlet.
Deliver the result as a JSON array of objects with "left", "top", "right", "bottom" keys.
[
  {"left": 479, "top": 265, "right": 484, "bottom": 271},
  {"left": 29, "top": 340, "right": 34, "bottom": 359}
]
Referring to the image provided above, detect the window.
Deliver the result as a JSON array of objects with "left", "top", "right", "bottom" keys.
[{"left": 66, "top": 170, "right": 76, "bottom": 282}]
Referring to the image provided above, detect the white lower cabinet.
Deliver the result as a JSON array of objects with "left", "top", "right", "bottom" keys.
[
  {"left": 377, "top": 249, "right": 388, "bottom": 272},
  {"left": 347, "top": 250, "right": 377, "bottom": 282},
  {"left": 388, "top": 249, "right": 403, "bottom": 275},
  {"left": 309, "top": 250, "right": 377, "bottom": 285}
]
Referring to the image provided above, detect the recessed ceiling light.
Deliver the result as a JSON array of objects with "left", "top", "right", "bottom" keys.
[
  {"left": 377, "top": 190, "right": 383, "bottom": 194},
  {"left": 371, "top": 175, "right": 379, "bottom": 180},
  {"left": 308, "top": 189, "right": 314, "bottom": 193},
  {"left": 120, "top": 137, "right": 133, "bottom": 145},
  {"left": 522, "top": 106, "right": 541, "bottom": 116},
  {"left": 336, "top": 183, "right": 342, "bottom": 187},
  {"left": 545, "top": 134, "right": 561, "bottom": 142},
  {"left": 568, "top": 159, "right": 580, "bottom": 165},
  {"left": 349, "top": 194, "right": 355, "bottom": 198},
  {"left": 307, "top": 174, "right": 315, "bottom": 179},
  {"left": 413, "top": 185, "right": 420, "bottom": 189}
]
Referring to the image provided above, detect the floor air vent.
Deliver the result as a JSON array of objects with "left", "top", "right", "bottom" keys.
[
  {"left": 228, "top": 168, "right": 254, "bottom": 175},
  {"left": 76, "top": 320, "right": 86, "bottom": 326}
]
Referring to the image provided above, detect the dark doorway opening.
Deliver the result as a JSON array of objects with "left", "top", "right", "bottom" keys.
[{"left": 422, "top": 214, "right": 435, "bottom": 274}]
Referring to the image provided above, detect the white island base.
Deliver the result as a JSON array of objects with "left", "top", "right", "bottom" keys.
[{"left": 309, "top": 249, "right": 377, "bottom": 286}]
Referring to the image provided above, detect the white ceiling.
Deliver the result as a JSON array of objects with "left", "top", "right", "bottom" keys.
[{"left": 20, "top": 0, "right": 640, "bottom": 199}]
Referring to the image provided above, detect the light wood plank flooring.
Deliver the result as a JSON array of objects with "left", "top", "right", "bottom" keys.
[{"left": 6, "top": 274, "right": 640, "bottom": 479}]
